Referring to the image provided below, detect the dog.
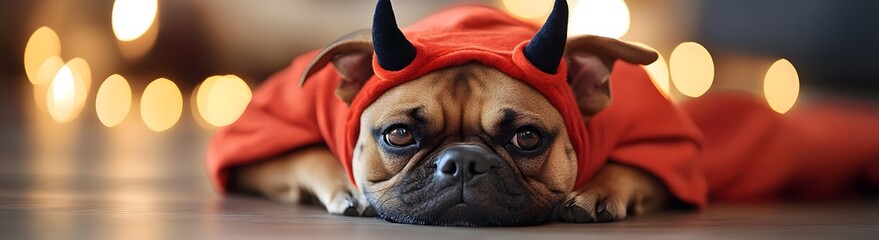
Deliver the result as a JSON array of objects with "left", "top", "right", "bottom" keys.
[{"left": 207, "top": 0, "right": 879, "bottom": 226}]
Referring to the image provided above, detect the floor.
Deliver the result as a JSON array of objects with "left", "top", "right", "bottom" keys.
[
  {"left": 2, "top": 81, "right": 878, "bottom": 240},
  {"left": 2, "top": 171, "right": 878, "bottom": 240}
]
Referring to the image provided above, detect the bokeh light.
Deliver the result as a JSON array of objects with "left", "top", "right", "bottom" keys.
[
  {"left": 669, "top": 42, "right": 715, "bottom": 98},
  {"left": 764, "top": 59, "right": 800, "bottom": 114},
  {"left": 24, "top": 27, "right": 61, "bottom": 84},
  {"left": 46, "top": 65, "right": 76, "bottom": 123},
  {"left": 196, "top": 75, "right": 222, "bottom": 122},
  {"left": 95, "top": 74, "right": 132, "bottom": 127},
  {"left": 630, "top": 43, "right": 670, "bottom": 97},
  {"left": 118, "top": 13, "right": 159, "bottom": 59},
  {"left": 195, "top": 75, "right": 252, "bottom": 127},
  {"left": 501, "top": 0, "right": 553, "bottom": 20},
  {"left": 568, "top": 0, "right": 630, "bottom": 38},
  {"left": 33, "top": 56, "right": 65, "bottom": 112},
  {"left": 190, "top": 83, "right": 214, "bottom": 129},
  {"left": 67, "top": 58, "right": 92, "bottom": 92},
  {"left": 66, "top": 58, "right": 92, "bottom": 121},
  {"left": 140, "top": 78, "right": 182, "bottom": 132},
  {"left": 112, "top": 0, "right": 159, "bottom": 41},
  {"left": 34, "top": 56, "right": 65, "bottom": 85}
]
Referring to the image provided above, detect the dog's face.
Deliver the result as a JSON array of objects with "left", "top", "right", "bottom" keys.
[{"left": 351, "top": 63, "right": 576, "bottom": 226}]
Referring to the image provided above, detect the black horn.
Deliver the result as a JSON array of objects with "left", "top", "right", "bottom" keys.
[
  {"left": 523, "top": 0, "right": 569, "bottom": 74},
  {"left": 373, "top": 0, "right": 416, "bottom": 71}
]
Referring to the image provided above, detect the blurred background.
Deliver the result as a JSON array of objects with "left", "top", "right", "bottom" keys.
[{"left": 1, "top": 0, "right": 878, "bottom": 218}]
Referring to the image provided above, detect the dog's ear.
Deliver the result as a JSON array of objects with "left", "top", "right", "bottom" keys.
[
  {"left": 565, "top": 35, "right": 658, "bottom": 119},
  {"left": 299, "top": 29, "right": 374, "bottom": 104}
]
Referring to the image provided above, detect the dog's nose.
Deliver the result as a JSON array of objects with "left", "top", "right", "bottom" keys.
[{"left": 435, "top": 145, "right": 492, "bottom": 178}]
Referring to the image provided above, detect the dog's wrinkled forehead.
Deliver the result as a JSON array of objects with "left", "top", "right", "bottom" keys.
[{"left": 364, "top": 63, "right": 561, "bottom": 133}]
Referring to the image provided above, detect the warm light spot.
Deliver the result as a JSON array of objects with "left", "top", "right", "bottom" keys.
[
  {"left": 96, "top": 74, "right": 132, "bottom": 127},
  {"left": 201, "top": 75, "right": 252, "bottom": 127},
  {"left": 67, "top": 58, "right": 92, "bottom": 91},
  {"left": 764, "top": 59, "right": 800, "bottom": 114},
  {"left": 569, "top": 0, "right": 630, "bottom": 38},
  {"left": 32, "top": 56, "right": 65, "bottom": 112},
  {"left": 34, "top": 56, "right": 65, "bottom": 86},
  {"left": 669, "top": 42, "right": 714, "bottom": 98},
  {"left": 501, "top": 0, "right": 553, "bottom": 20},
  {"left": 66, "top": 58, "right": 91, "bottom": 121},
  {"left": 630, "top": 43, "right": 670, "bottom": 97},
  {"left": 46, "top": 65, "right": 76, "bottom": 123},
  {"left": 112, "top": 0, "right": 158, "bottom": 41},
  {"left": 196, "top": 75, "right": 222, "bottom": 121},
  {"left": 118, "top": 13, "right": 159, "bottom": 59},
  {"left": 190, "top": 83, "right": 213, "bottom": 129},
  {"left": 24, "top": 27, "right": 61, "bottom": 84},
  {"left": 140, "top": 78, "right": 182, "bottom": 132}
]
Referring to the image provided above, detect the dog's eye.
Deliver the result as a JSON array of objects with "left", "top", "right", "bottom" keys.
[
  {"left": 385, "top": 127, "right": 415, "bottom": 147},
  {"left": 511, "top": 128, "right": 542, "bottom": 151}
]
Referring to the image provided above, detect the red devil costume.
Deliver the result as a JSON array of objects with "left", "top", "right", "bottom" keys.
[{"left": 207, "top": 0, "right": 879, "bottom": 208}]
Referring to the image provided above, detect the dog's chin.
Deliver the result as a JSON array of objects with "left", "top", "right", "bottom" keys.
[
  {"left": 367, "top": 181, "right": 562, "bottom": 227},
  {"left": 376, "top": 201, "right": 557, "bottom": 227}
]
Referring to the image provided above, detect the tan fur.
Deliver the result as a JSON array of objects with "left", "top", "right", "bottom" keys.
[{"left": 231, "top": 146, "right": 368, "bottom": 215}]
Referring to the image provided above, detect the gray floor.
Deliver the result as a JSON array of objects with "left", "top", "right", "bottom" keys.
[{"left": 2, "top": 170, "right": 878, "bottom": 240}]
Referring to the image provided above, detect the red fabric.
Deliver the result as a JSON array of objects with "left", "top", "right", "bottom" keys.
[
  {"left": 585, "top": 63, "right": 708, "bottom": 207},
  {"left": 206, "top": 5, "right": 879, "bottom": 208},
  {"left": 684, "top": 93, "right": 879, "bottom": 202},
  {"left": 206, "top": 50, "right": 350, "bottom": 189}
]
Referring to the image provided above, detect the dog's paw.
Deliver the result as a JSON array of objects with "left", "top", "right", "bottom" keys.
[
  {"left": 558, "top": 185, "right": 627, "bottom": 223},
  {"left": 324, "top": 188, "right": 376, "bottom": 217}
]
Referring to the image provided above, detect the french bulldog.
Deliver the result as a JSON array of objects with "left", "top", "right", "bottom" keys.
[{"left": 227, "top": 0, "right": 668, "bottom": 226}]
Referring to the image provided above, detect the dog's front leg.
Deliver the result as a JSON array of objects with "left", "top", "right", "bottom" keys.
[
  {"left": 558, "top": 162, "right": 671, "bottom": 223},
  {"left": 230, "top": 146, "right": 372, "bottom": 216}
]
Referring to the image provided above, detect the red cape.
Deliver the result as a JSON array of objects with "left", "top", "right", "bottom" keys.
[{"left": 207, "top": 5, "right": 879, "bottom": 208}]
